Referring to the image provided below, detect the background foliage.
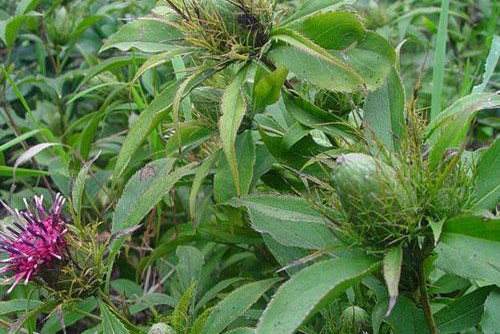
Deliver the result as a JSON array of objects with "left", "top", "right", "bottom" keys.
[{"left": 0, "top": 0, "right": 499, "bottom": 333}]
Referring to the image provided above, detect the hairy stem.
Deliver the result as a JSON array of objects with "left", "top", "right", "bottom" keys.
[{"left": 418, "top": 258, "right": 439, "bottom": 334}]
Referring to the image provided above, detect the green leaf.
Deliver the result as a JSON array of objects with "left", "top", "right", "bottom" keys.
[
  {"left": 268, "top": 29, "right": 363, "bottom": 93},
  {"left": 0, "top": 129, "right": 40, "bottom": 152},
  {"left": 282, "top": 122, "right": 309, "bottom": 150},
  {"left": 256, "top": 256, "right": 379, "bottom": 334},
  {"left": 0, "top": 13, "right": 40, "bottom": 47},
  {"left": 294, "top": 11, "right": 365, "bottom": 50},
  {"left": 481, "top": 289, "right": 500, "bottom": 334},
  {"left": 77, "top": 55, "right": 148, "bottom": 89},
  {"left": 99, "top": 301, "right": 130, "bottom": 334},
  {"left": 472, "top": 35, "right": 500, "bottom": 94},
  {"left": 138, "top": 224, "right": 198, "bottom": 276},
  {"left": 426, "top": 93, "right": 500, "bottom": 169},
  {"left": 435, "top": 286, "right": 493, "bottom": 334},
  {"left": 262, "top": 235, "right": 309, "bottom": 276},
  {"left": 436, "top": 215, "right": 500, "bottom": 286},
  {"left": 429, "top": 0, "right": 450, "bottom": 120},
  {"left": 111, "top": 159, "right": 195, "bottom": 251},
  {"left": 228, "top": 195, "right": 337, "bottom": 250},
  {"left": 195, "top": 278, "right": 246, "bottom": 312},
  {"left": 228, "top": 195, "right": 326, "bottom": 224},
  {"left": 253, "top": 67, "right": 288, "bottom": 111},
  {"left": 372, "top": 297, "right": 430, "bottom": 334},
  {"left": 164, "top": 122, "right": 215, "bottom": 156},
  {"left": 225, "top": 329, "right": 255, "bottom": 334},
  {"left": 113, "top": 83, "right": 177, "bottom": 182},
  {"left": 171, "top": 283, "right": 196, "bottom": 334},
  {"left": 42, "top": 298, "right": 98, "bottom": 333},
  {"left": 133, "top": 47, "right": 195, "bottom": 83},
  {"left": 284, "top": 93, "right": 357, "bottom": 139},
  {"left": 15, "top": 0, "right": 41, "bottom": 15},
  {"left": 364, "top": 68, "right": 405, "bottom": 151},
  {"left": 130, "top": 293, "right": 177, "bottom": 315},
  {"left": 339, "top": 31, "right": 396, "bottom": 90},
  {"left": 219, "top": 67, "right": 248, "bottom": 196},
  {"left": 383, "top": 245, "right": 403, "bottom": 316},
  {"left": 71, "top": 153, "right": 99, "bottom": 221},
  {"left": 214, "top": 131, "right": 255, "bottom": 202},
  {"left": 202, "top": 278, "right": 280, "bottom": 334},
  {"left": 0, "top": 166, "right": 49, "bottom": 177},
  {"left": 189, "top": 152, "right": 219, "bottom": 219},
  {"left": 0, "top": 299, "right": 41, "bottom": 315},
  {"left": 190, "top": 307, "right": 213, "bottom": 334},
  {"left": 100, "top": 18, "right": 182, "bottom": 52},
  {"left": 8, "top": 301, "right": 58, "bottom": 334},
  {"left": 269, "top": 28, "right": 394, "bottom": 92},
  {"left": 281, "top": 0, "right": 350, "bottom": 25},
  {"left": 176, "top": 245, "right": 205, "bottom": 291},
  {"left": 472, "top": 137, "right": 500, "bottom": 210}
]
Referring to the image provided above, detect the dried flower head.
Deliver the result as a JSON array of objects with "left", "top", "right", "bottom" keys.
[{"left": 0, "top": 193, "right": 67, "bottom": 294}]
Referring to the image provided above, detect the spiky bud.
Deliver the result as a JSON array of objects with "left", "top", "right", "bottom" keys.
[{"left": 333, "top": 153, "right": 417, "bottom": 249}]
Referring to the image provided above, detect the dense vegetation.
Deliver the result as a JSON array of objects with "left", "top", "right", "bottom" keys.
[{"left": 0, "top": 0, "right": 499, "bottom": 333}]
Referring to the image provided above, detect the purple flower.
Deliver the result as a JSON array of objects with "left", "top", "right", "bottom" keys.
[{"left": 0, "top": 193, "right": 68, "bottom": 294}]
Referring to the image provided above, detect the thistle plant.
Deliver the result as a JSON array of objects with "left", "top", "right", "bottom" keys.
[
  {"left": 0, "top": 194, "right": 105, "bottom": 300},
  {"left": 166, "top": 0, "right": 275, "bottom": 62},
  {"left": 0, "top": 193, "right": 67, "bottom": 294}
]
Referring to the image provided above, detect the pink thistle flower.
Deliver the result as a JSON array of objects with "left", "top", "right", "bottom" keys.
[{"left": 0, "top": 193, "right": 68, "bottom": 294}]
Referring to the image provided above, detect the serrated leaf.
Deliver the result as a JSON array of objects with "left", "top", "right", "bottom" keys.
[
  {"left": 101, "top": 18, "right": 182, "bottom": 53},
  {"left": 189, "top": 152, "right": 218, "bottom": 219},
  {"left": 99, "top": 301, "right": 130, "bottom": 334},
  {"left": 225, "top": 329, "right": 255, "bottom": 334},
  {"left": 202, "top": 278, "right": 280, "bottom": 334},
  {"left": 72, "top": 153, "right": 100, "bottom": 220},
  {"left": 190, "top": 307, "right": 213, "bottom": 334},
  {"left": 133, "top": 47, "right": 195, "bottom": 83},
  {"left": 284, "top": 93, "right": 357, "bottom": 139},
  {"left": 472, "top": 136, "right": 500, "bottom": 210},
  {"left": 383, "top": 245, "right": 403, "bottom": 316},
  {"left": 372, "top": 297, "right": 430, "bottom": 334},
  {"left": 436, "top": 215, "right": 500, "bottom": 286},
  {"left": 256, "top": 256, "right": 379, "bottom": 334},
  {"left": 0, "top": 299, "right": 41, "bottom": 315},
  {"left": 176, "top": 245, "right": 205, "bottom": 291},
  {"left": 113, "top": 83, "right": 177, "bottom": 182},
  {"left": 111, "top": 159, "right": 195, "bottom": 252},
  {"left": 472, "top": 35, "right": 500, "bottom": 94},
  {"left": 129, "top": 293, "right": 177, "bottom": 315},
  {"left": 14, "top": 143, "right": 61, "bottom": 168},
  {"left": 195, "top": 278, "right": 246, "bottom": 312},
  {"left": 214, "top": 131, "right": 255, "bottom": 202},
  {"left": 294, "top": 11, "right": 365, "bottom": 50},
  {"left": 481, "top": 289, "right": 500, "bottom": 334},
  {"left": 426, "top": 93, "right": 500, "bottom": 169},
  {"left": 281, "top": 0, "right": 348, "bottom": 25},
  {"left": 253, "top": 67, "right": 288, "bottom": 111},
  {"left": 269, "top": 28, "right": 394, "bottom": 92},
  {"left": 435, "top": 286, "right": 493, "bottom": 333},
  {"left": 171, "top": 283, "right": 196, "bottom": 334},
  {"left": 364, "top": 67, "right": 405, "bottom": 151},
  {"left": 219, "top": 67, "right": 248, "bottom": 196},
  {"left": 0, "top": 13, "right": 41, "bottom": 47}
]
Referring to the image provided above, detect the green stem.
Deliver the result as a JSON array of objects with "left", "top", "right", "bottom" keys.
[{"left": 418, "top": 258, "right": 439, "bottom": 334}]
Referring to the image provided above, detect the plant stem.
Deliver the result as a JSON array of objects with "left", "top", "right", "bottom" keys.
[{"left": 418, "top": 258, "right": 439, "bottom": 334}]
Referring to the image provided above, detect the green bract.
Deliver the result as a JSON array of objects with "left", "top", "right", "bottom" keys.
[{"left": 334, "top": 153, "right": 417, "bottom": 249}]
